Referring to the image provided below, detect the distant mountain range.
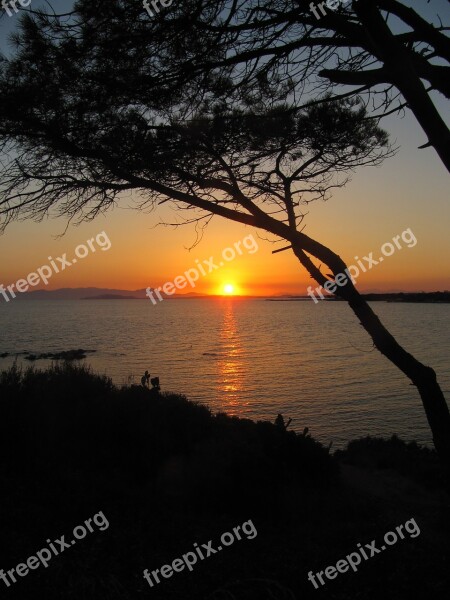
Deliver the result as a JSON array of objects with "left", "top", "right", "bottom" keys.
[{"left": 14, "top": 287, "right": 206, "bottom": 300}]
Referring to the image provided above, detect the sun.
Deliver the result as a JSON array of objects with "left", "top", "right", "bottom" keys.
[{"left": 223, "top": 283, "right": 235, "bottom": 295}]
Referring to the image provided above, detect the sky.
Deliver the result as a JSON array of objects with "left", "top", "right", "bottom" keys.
[{"left": 0, "top": 0, "right": 449, "bottom": 296}]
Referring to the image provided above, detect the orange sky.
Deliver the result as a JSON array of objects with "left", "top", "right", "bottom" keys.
[{"left": 1, "top": 111, "right": 449, "bottom": 296}]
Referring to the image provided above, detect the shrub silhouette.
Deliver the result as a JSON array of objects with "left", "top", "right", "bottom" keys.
[
  {"left": 335, "top": 435, "right": 443, "bottom": 488},
  {"left": 0, "top": 363, "right": 336, "bottom": 513},
  {"left": 0, "top": 364, "right": 446, "bottom": 600}
]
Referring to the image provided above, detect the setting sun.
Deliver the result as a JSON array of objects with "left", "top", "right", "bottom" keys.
[{"left": 223, "top": 283, "right": 235, "bottom": 295}]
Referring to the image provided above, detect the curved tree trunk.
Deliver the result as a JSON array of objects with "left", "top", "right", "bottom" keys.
[
  {"left": 289, "top": 236, "right": 450, "bottom": 471},
  {"left": 346, "top": 294, "right": 450, "bottom": 468}
]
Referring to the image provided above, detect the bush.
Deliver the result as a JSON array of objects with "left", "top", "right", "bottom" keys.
[
  {"left": 0, "top": 363, "right": 336, "bottom": 513},
  {"left": 335, "top": 435, "right": 444, "bottom": 488}
]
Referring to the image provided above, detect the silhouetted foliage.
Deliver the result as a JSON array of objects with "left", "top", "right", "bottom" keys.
[
  {"left": 0, "top": 364, "right": 448, "bottom": 600},
  {"left": 0, "top": 363, "right": 336, "bottom": 510},
  {"left": 335, "top": 435, "right": 446, "bottom": 489}
]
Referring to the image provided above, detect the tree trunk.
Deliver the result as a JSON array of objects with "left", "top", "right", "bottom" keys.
[
  {"left": 347, "top": 294, "right": 450, "bottom": 469},
  {"left": 354, "top": 0, "right": 450, "bottom": 173},
  {"left": 290, "top": 238, "right": 450, "bottom": 471}
]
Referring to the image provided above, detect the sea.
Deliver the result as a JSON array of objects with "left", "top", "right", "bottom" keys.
[{"left": 1, "top": 298, "right": 449, "bottom": 448}]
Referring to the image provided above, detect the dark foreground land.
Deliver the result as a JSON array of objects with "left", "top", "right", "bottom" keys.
[{"left": 0, "top": 364, "right": 449, "bottom": 600}]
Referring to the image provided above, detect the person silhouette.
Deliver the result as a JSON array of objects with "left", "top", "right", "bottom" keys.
[
  {"left": 275, "top": 414, "right": 292, "bottom": 431},
  {"left": 141, "top": 370, "right": 150, "bottom": 387}
]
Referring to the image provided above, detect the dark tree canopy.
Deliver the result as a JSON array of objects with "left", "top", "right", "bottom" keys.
[
  {"left": 2, "top": 0, "right": 448, "bottom": 170},
  {"left": 0, "top": 2, "right": 391, "bottom": 231},
  {"left": 162, "top": 0, "right": 449, "bottom": 169}
]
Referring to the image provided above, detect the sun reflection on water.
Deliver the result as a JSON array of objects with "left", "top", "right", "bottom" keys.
[{"left": 216, "top": 300, "right": 247, "bottom": 413}]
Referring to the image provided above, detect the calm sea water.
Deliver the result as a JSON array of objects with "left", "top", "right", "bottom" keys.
[{"left": 1, "top": 298, "right": 449, "bottom": 448}]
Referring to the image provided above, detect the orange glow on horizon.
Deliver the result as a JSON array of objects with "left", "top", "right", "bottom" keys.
[{"left": 1, "top": 195, "right": 449, "bottom": 295}]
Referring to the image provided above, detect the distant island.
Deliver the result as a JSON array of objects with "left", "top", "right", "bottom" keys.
[
  {"left": 341, "top": 291, "right": 450, "bottom": 303},
  {"left": 268, "top": 291, "right": 450, "bottom": 303}
]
